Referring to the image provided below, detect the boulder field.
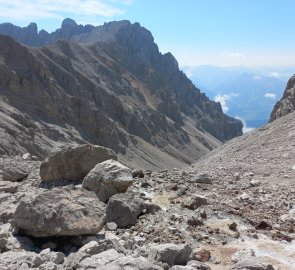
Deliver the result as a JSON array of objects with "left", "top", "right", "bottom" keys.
[{"left": 1, "top": 139, "right": 294, "bottom": 269}]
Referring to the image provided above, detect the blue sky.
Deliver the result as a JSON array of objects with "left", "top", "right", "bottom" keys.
[{"left": 1, "top": 0, "right": 295, "bottom": 67}]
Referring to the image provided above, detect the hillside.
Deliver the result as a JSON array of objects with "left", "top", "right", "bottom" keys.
[
  {"left": 0, "top": 83, "right": 294, "bottom": 269},
  {"left": 0, "top": 19, "right": 242, "bottom": 170}
]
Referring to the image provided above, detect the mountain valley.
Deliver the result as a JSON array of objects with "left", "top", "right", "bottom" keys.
[{"left": 0, "top": 18, "right": 294, "bottom": 270}]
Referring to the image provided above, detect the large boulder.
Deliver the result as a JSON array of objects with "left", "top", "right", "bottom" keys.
[
  {"left": 76, "top": 249, "right": 123, "bottom": 269},
  {"left": 76, "top": 249, "right": 164, "bottom": 270},
  {"left": 40, "top": 144, "right": 117, "bottom": 182},
  {"left": 231, "top": 259, "right": 275, "bottom": 270},
  {"left": 14, "top": 187, "right": 106, "bottom": 237},
  {"left": 106, "top": 192, "right": 145, "bottom": 228},
  {"left": 2, "top": 166, "right": 28, "bottom": 182},
  {"left": 149, "top": 243, "right": 192, "bottom": 267},
  {"left": 82, "top": 160, "right": 133, "bottom": 202},
  {"left": 64, "top": 235, "right": 126, "bottom": 269}
]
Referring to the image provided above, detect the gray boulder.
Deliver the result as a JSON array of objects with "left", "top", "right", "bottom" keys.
[
  {"left": 14, "top": 187, "right": 106, "bottom": 237},
  {"left": 76, "top": 250, "right": 164, "bottom": 270},
  {"left": 2, "top": 166, "right": 28, "bottom": 182},
  {"left": 0, "top": 181, "right": 18, "bottom": 193},
  {"left": 192, "top": 173, "right": 213, "bottom": 184},
  {"left": 40, "top": 144, "right": 117, "bottom": 182},
  {"left": 64, "top": 236, "right": 126, "bottom": 269},
  {"left": 149, "top": 243, "right": 192, "bottom": 267},
  {"left": 106, "top": 192, "right": 145, "bottom": 228},
  {"left": 171, "top": 263, "right": 211, "bottom": 270},
  {"left": 82, "top": 160, "right": 133, "bottom": 202},
  {"left": 40, "top": 248, "right": 65, "bottom": 265},
  {"left": 76, "top": 249, "right": 123, "bottom": 269},
  {"left": 186, "top": 195, "right": 208, "bottom": 210},
  {"left": 108, "top": 256, "right": 164, "bottom": 270},
  {"left": 231, "top": 258, "right": 275, "bottom": 270}
]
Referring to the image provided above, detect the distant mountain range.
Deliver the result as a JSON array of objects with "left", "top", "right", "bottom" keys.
[
  {"left": 0, "top": 19, "right": 242, "bottom": 170},
  {"left": 182, "top": 65, "right": 293, "bottom": 129}
]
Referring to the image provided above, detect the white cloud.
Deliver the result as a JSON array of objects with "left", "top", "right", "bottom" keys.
[
  {"left": 222, "top": 52, "right": 246, "bottom": 61},
  {"left": 254, "top": 75, "right": 261, "bottom": 80},
  {"left": 109, "top": 0, "right": 133, "bottom": 4},
  {"left": 182, "top": 67, "right": 193, "bottom": 78},
  {"left": 0, "top": 0, "right": 132, "bottom": 21},
  {"left": 214, "top": 93, "right": 239, "bottom": 113},
  {"left": 269, "top": 71, "right": 291, "bottom": 78},
  {"left": 235, "top": 116, "right": 255, "bottom": 134},
  {"left": 264, "top": 93, "right": 276, "bottom": 99}
]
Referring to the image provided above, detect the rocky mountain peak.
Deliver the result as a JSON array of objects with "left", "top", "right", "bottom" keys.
[
  {"left": 61, "top": 18, "right": 78, "bottom": 28},
  {"left": 27, "top": 22, "right": 38, "bottom": 34},
  {"left": 0, "top": 19, "right": 242, "bottom": 169},
  {"left": 270, "top": 74, "right": 295, "bottom": 121}
]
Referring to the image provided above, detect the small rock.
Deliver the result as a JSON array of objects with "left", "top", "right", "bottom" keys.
[
  {"left": 19, "top": 263, "right": 29, "bottom": 270},
  {"left": 229, "top": 222, "right": 238, "bottom": 231},
  {"left": 250, "top": 180, "right": 261, "bottom": 187},
  {"left": 255, "top": 220, "right": 272, "bottom": 230},
  {"left": 79, "top": 241, "right": 101, "bottom": 255},
  {"left": 193, "top": 173, "right": 213, "bottom": 184},
  {"left": 245, "top": 172, "right": 254, "bottom": 177},
  {"left": 132, "top": 169, "right": 145, "bottom": 178},
  {"left": 234, "top": 173, "right": 240, "bottom": 180},
  {"left": 200, "top": 210, "right": 207, "bottom": 219},
  {"left": 106, "top": 222, "right": 118, "bottom": 231},
  {"left": 22, "top": 153, "right": 31, "bottom": 160},
  {"left": 187, "top": 216, "right": 204, "bottom": 226},
  {"left": 133, "top": 236, "right": 146, "bottom": 246},
  {"left": 0, "top": 182, "right": 18, "bottom": 193},
  {"left": 38, "top": 262, "right": 58, "bottom": 270},
  {"left": 239, "top": 192, "right": 249, "bottom": 200},
  {"left": 186, "top": 195, "right": 208, "bottom": 210},
  {"left": 193, "top": 249, "right": 211, "bottom": 262},
  {"left": 145, "top": 170, "right": 152, "bottom": 176},
  {"left": 40, "top": 248, "right": 65, "bottom": 264},
  {"left": 106, "top": 192, "right": 145, "bottom": 228},
  {"left": 149, "top": 243, "right": 192, "bottom": 267},
  {"left": 141, "top": 181, "right": 152, "bottom": 188}
]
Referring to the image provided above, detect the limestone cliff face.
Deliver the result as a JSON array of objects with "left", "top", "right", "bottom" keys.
[
  {"left": 0, "top": 19, "right": 95, "bottom": 46},
  {"left": 0, "top": 20, "right": 243, "bottom": 169},
  {"left": 91, "top": 21, "right": 242, "bottom": 141},
  {"left": 270, "top": 74, "right": 295, "bottom": 122}
]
